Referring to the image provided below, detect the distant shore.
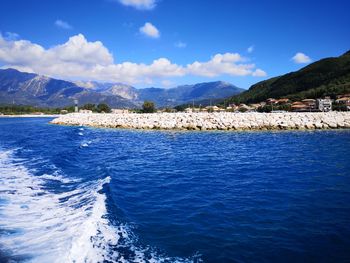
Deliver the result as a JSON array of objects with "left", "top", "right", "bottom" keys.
[
  {"left": 0, "top": 114, "right": 60, "bottom": 118},
  {"left": 50, "top": 112, "right": 350, "bottom": 131}
]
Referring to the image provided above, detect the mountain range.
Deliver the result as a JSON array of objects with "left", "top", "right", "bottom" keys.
[
  {"left": 3, "top": 50, "right": 348, "bottom": 109},
  {"left": 0, "top": 68, "right": 243, "bottom": 108},
  {"left": 228, "top": 50, "right": 350, "bottom": 104}
]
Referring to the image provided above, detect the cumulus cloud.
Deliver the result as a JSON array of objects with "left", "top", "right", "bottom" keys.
[
  {"left": 118, "top": 0, "right": 156, "bottom": 10},
  {"left": 55, "top": 19, "right": 73, "bottom": 30},
  {"left": 139, "top": 22, "right": 160, "bottom": 38},
  {"left": 187, "top": 53, "right": 253, "bottom": 77},
  {"left": 252, "top": 69, "right": 267, "bottom": 77},
  {"left": 0, "top": 34, "right": 267, "bottom": 84},
  {"left": 292, "top": 52, "right": 312, "bottom": 64},
  {"left": 247, "top": 45, "right": 254, "bottom": 53},
  {"left": 49, "top": 34, "right": 113, "bottom": 66},
  {"left": 174, "top": 41, "right": 187, "bottom": 48}
]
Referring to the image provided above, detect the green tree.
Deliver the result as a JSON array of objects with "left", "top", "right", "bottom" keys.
[
  {"left": 82, "top": 103, "right": 96, "bottom": 111},
  {"left": 164, "top": 107, "right": 174, "bottom": 113},
  {"left": 97, "top": 103, "right": 111, "bottom": 113},
  {"left": 257, "top": 105, "right": 272, "bottom": 113},
  {"left": 174, "top": 105, "right": 188, "bottom": 112},
  {"left": 142, "top": 101, "right": 156, "bottom": 113}
]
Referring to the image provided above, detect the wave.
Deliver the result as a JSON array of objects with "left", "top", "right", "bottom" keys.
[
  {"left": 0, "top": 149, "right": 196, "bottom": 263},
  {"left": 80, "top": 140, "right": 92, "bottom": 148}
]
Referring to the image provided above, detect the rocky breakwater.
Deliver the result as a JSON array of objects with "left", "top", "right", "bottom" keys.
[{"left": 50, "top": 112, "right": 350, "bottom": 131}]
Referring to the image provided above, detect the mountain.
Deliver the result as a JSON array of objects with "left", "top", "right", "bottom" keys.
[
  {"left": 75, "top": 80, "right": 244, "bottom": 107},
  {"left": 74, "top": 81, "right": 140, "bottom": 101},
  {"left": 0, "top": 69, "right": 138, "bottom": 108},
  {"left": 138, "top": 81, "right": 244, "bottom": 107},
  {"left": 228, "top": 50, "right": 350, "bottom": 104},
  {"left": 0, "top": 68, "right": 244, "bottom": 108}
]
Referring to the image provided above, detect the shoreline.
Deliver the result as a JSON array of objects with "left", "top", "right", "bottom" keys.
[
  {"left": 50, "top": 112, "right": 350, "bottom": 131},
  {"left": 0, "top": 114, "right": 60, "bottom": 118}
]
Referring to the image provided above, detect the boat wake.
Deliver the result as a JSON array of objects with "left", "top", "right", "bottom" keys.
[{"left": 0, "top": 149, "right": 196, "bottom": 263}]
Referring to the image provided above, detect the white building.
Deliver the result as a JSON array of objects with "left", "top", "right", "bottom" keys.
[
  {"left": 316, "top": 98, "right": 332, "bottom": 112},
  {"left": 111, "top": 109, "right": 129, "bottom": 114},
  {"left": 79, "top": 109, "right": 93, "bottom": 114}
]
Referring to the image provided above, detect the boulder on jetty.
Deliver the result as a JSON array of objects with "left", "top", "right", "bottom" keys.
[{"left": 51, "top": 112, "right": 350, "bottom": 131}]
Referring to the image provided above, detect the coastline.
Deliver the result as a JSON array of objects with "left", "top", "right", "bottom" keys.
[
  {"left": 50, "top": 112, "right": 350, "bottom": 131},
  {"left": 0, "top": 114, "right": 60, "bottom": 118}
]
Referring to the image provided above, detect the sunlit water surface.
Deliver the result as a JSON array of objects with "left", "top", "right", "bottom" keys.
[{"left": 0, "top": 118, "right": 350, "bottom": 262}]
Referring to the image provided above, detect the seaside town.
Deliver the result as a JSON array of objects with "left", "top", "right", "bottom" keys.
[
  {"left": 74, "top": 94, "right": 350, "bottom": 115},
  {"left": 182, "top": 94, "right": 350, "bottom": 113}
]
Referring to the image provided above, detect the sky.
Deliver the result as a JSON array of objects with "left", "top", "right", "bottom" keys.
[{"left": 0, "top": 0, "right": 349, "bottom": 89}]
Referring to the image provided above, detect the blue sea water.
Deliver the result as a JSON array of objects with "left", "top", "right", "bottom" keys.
[{"left": 0, "top": 117, "right": 350, "bottom": 263}]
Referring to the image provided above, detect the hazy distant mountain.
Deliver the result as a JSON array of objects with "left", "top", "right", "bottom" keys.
[
  {"left": 138, "top": 81, "right": 244, "bottom": 107},
  {"left": 0, "top": 68, "right": 244, "bottom": 108},
  {"left": 77, "top": 80, "right": 244, "bottom": 107},
  {"left": 0, "top": 69, "right": 137, "bottom": 108},
  {"left": 74, "top": 81, "right": 140, "bottom": 100}
]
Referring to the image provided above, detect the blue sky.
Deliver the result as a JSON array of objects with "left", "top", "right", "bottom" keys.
[{"left": 0, "top": 0, "right": 349, "bottom": 89}]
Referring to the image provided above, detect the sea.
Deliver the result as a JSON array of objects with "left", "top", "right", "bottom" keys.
[{"left": 0, "top": 117, "right": 350, "bottom": 263}]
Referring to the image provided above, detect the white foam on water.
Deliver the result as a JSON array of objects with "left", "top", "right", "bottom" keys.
[
  {"left": 80, "top": 141, "right": 92, "bottom": 148},
  {"left": 0, "top": 149, "right": 197, "bottom": 263},
  {"left": 38, "top": 172, "right": 78, "bottom": 184},
  {"left": 78, "top": 132, "right": 84, "bottom": 136},
  {"left": 0, "top": 149, "right": 123, "bottom": 263}
]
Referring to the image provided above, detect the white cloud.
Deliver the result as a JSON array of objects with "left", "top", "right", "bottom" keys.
[
  {"left": 187, "top": 53, "right": 253, "bottom": 77},
  {"left": 161, "top": 80, "right": 174, "bottom": 87},
  {"left": 292, "top": 52, "right": 312, "bottom": 64},
  {"left": 252, "top": 69, "right": 267, "bottom": 77},
  {"left": 49, "top": 34, "right": 113, "bottom": 66},
  {"left": 118, "top": 0, "right": 156, "bottom": 10},
  {"left": 174, "top": 41, "right": 187, "bottom": 48},
  {"left": 55, "top": 19, "right": 73, "bottom": 30},
  {"left": 139, "top": 22, "right": 160, "bottom": 38},
  {"left": 0, "top": 34, "right": 267, "bottom": 84},
  {"left": 247, "top": 45, "right": 254, "bottom": 53}
]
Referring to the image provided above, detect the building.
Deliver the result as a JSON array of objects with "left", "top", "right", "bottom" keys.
[
  {"left": 337, "top": 94, "right": 350, "bottom": 99},
  {"left": 249, "top": 103, "right": 261, "bottom": 110},
  {"left": 74, "top": 99, "right": 78, "bottom": 113},
  {"left": 291, "top": 101, "right": 309, "bottom": 112},
  {"left": 316, "top": 98, "right": 332, "bottom": 112},
  {"left": 266, "top": 98, "right": 277, "bottom": 104},
  {"left": 206, "top": 106, "right": 220, "bottom": 112},
  {"left": 336, "top": 97, "right": 350, "bottom": 110},
  {"left": 79, "top": 109, "right": 93, "bottom": 114},
  {"left": 60, "top": 109, "right": 68, "bottom": 114},
  {"left": 238, "top": 104, "right": 252, "bottom": 112},
  {"left": 228, "top": 103, "right": 237, "bottom": 108},
  {"left": 277, "top": 98, "right": 290, "bottom": 104},
  {"left": 185, "top": 107, "right": 193, "bottom": 113},
  {"left": 227, "top": 104, "right": 238, "bottom": 112},
  {"left": 111, "top": 109, "right": 129, "bottom": 114},
  {"left": 301, "top": 99, "right": 316, "bottom": 111}
]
